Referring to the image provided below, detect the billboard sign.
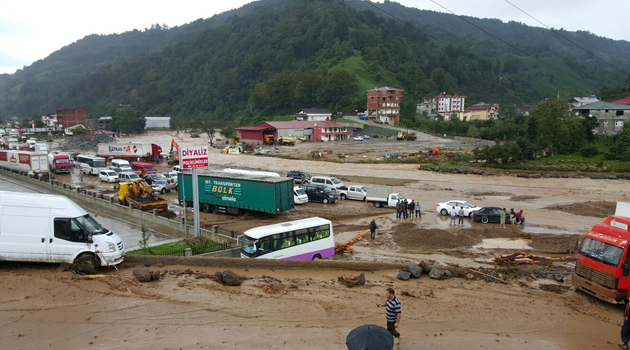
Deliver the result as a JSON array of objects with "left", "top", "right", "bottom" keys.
[{"left": 181, "top": 147, "right": 209, "bottom": 169}]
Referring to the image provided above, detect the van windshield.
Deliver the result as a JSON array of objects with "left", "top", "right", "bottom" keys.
[
  {"left": 76, "top": 214, "right": 106, "bottom": 235},
  {"left": 140, "top": 166, "right": 156, "bottom": 172},
  {"left": 56, "top": 159, "right": 70, "bottom": 164},
  {"left": 580, "top": 237, "right": 624, "bottom": 267},
  {"left": 331, "top": 178, "right": 341, "bottom": 184},
  {"left": 295, "top": 188, "right": 306, "bottom": 196}
]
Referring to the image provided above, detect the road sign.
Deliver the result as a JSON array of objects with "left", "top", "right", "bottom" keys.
[{"left": 180, "top": 147, "right": 209, "bottom": 169}]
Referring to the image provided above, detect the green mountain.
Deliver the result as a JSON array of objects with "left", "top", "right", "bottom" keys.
[{"left": 1, "top": 0, "right": 628, "bottom": 125}]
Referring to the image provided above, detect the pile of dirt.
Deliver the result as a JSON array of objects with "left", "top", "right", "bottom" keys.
[
  {"left": 528, "top": 234, "right": 580, "bottom": 254},
  {"left": 543, "top": 201, "right": 616, "bottom": 218},
  {"left": 62, "top": 134, "right": 114, "bottom": 151},
  {"left": 511, "top": 195, "right": 539, "bottom": 201},
  {"left": 391, "top": 223, "right": 514, "bottom": 251}
]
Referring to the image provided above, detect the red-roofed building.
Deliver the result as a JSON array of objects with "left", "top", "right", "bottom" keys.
[
  {"left": 429, "top": 93, "right": 466, "bottom": 120},
  {"left": 611, "top": 97, "right": 630, "bottom": 105},
  {"left": 236, "top": 121, "right": 352, "bottom": 143},
  {"left": 367, "top": 86, "right": 403, "bottom": 125}
]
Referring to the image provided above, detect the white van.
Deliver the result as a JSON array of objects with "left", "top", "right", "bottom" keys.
[
  {"left": 0, "top": 192, "right": 125, "bottom": 274},
  {"left": 294, "top": 186, "right": 308, "bottom": 205},
  {"left": 111, "top": 159, "right": 132, "bottom": 172},
  {"left": 310, "top": 176, "right": 345, "bottom": 190}
]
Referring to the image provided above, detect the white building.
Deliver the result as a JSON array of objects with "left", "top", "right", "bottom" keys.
[
  {"left": 295, "top": 109, "right": 332, "bottom": 121},
  {"left": 145, "top": 116, "right": 171, "bottom": 129}
]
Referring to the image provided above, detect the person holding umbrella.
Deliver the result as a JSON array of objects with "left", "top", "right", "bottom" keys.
[{"left": 376, "top": 288, "right": 402, "bottom": 345}]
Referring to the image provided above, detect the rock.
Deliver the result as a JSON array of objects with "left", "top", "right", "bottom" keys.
[
  {"left": 419, "top": 261, "right": 431, "bottom": 273},
  {"left": 465, "top": 273, "right": 475, "bottom": 280},
  {"left": 221, "top": 270, "right": 242, "bottom": 286},
  {"left": 214, "top": 271, "right": 223, "bottom": 278},
  {"left": 554, "top": 275, "right": 565, "bottom": 283},
  {"left": 407, "top": 264, "right": 423, "bottom": 278},
  {"left": 443, "top": 270, "right": 452, "bottom": 278},
  {"left": 356, "top": 272, "right": 366, "bottom": 284},
  {"left": 396, "top": 271, "right": 412, "bottom": 281},
  {"left": 150, "top": 270, "right": 161, "bottom": 281},
  {"left": 428, "top": 267, "right": 445, "bottom": 280},
  {"left": 290, "top": 284, "right": 298, "bottom": 289},
  {"left": 133, "top": 268, "right": 153, "bottom": 282}
]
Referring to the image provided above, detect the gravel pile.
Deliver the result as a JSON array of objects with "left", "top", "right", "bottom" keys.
[{"left": 64, "top": 135, "right": 115, "bottom": 151}]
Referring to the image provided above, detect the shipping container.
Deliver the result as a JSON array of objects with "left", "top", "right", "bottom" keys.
[{"left": 178, "top": 170, "right": 294, "bottom": 215}]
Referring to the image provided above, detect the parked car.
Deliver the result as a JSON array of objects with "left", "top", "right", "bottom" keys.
[
  {"left": 310, "top": 176, "right": 345, "bottom": 190},
  {"left": 293, "top": 186, "right": 308, "bottom": 204},
  {"left": 118, "top": 171, "right": 141, "bottom": 182},
  {"left": 363, "top": 135, "right": 370, "bottom": 139},
  {"left": 301, "top": 184, "right": 338, "bottom": 204},
  {"left": 162, "top": 171, "right": 178, "bottom": 179},
  {"left": 287, "top": 170, "right": 311, "bottom": 184},
  {"left": 151, "top": 178, "right": 178, "bottom": 194},
  {"left": 111, "top": 159, "right": 132, "bottom": 173},
  {"left": 98, "top": 169, "right": 119, "bottom": 183},
  {"left": 337, "top": 185, "right": 367, "bottom": 201},
  {"left": 471, "top": 207, "right": 504, "bottom": 224},
  {"left": 436, "top": 200, "right": 481, "bottom": 217},
  {"left": 359, "top": 115, "right": 368, "bottom": 120},
  {"left": 353, "top": 136, "right": 364, "bottom": 141},
  {"left": 374, "top": 119, "right": 383, "bottom": 124},
  {"left": 143, "top": 173, "right": 162, "bottom": 185}
]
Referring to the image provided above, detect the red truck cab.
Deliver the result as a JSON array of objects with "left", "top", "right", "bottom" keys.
[
  {"left": 131, "top": 162, "right": 157, "bottom": 176},
  {"left": 573, "top": 216, "right": 630, "bottom": 304},
  {"left": 49, "top": 154, "right": 71, "bottom": 174}
]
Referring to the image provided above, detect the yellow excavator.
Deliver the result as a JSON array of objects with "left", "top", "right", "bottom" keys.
[{"left": 118, "top": 179, "right": 168, "bottom": 212}]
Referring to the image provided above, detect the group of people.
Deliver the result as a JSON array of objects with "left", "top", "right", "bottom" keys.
[
  {"left": 499, "top": 208, "right": 525, "bottom": 228},
  {"left": 396, "top": 199, "right": 421, "bottom": 219}
]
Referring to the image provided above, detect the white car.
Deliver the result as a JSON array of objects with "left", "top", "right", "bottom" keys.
[
  {"left": 151, "top": 179, "right": 178, "bottom": 194},
  {"left": 363, "top": 135, "right": 370, "bottom": 139},
  {"left": 353, "top": 136, "right": 364, "bottom": 141},
  {"left": 99, "top": 170, "right": 119, "bottom": 183},
  {"left": 436, "top": 200, "right": 481, "bottom": 217}
]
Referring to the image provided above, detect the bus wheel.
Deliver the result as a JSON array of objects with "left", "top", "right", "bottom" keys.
[
  {"left": 73, "top": 254, "right": 99, "bottom": 275},
  {"left": 202, "top": 203, "right": 211, "bottom": 213},
  {"left": 312, "top": 254, "right": 322, "bottom": 260}
]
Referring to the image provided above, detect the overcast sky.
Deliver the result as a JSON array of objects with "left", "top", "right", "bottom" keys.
[{"left": 1, "top": 0, "right": 628, "bottom": 75}]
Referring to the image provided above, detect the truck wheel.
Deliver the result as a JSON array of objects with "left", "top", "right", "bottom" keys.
[
  {"left": 340, "top": 194, "right": 347, "bottom": 200},
  {"left": 323, "top": 198, "right": 329, "bottom": 204},
  {"left": 202, "top": 203, "right": 211, "bottom": 213},
  {"left": 312, "top": 254, "right": 322, "bottom": 260},
  {"left": 161, "top": 188, "right": 166, "bottom": 194},
  {"left": 73, "top": 254, "right": 99, "bottom": 275},
  {"left": 481, "top": 216, "right": 489, "bottom": 224},
  {"left": 374, "top": 202, "right": 381, "bottom": 208},
  {"left": 440, "top": 209, "right": 448, "bottom": 215}
]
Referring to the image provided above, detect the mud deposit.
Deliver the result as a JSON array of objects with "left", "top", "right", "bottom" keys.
[{"left": 544, "top": 201, "right": 617, "bottom": 218}]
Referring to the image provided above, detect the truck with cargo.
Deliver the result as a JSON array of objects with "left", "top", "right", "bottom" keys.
[
  {"left": 178, "top": 170, "right": 294, "bottom": 215},
  {"left": 0, "top": 149, "right": 48, "bottom": 175},
  {"left": 0, "top": 191, "right": 125, "bottom": 274},
  {"left": 366, "top": 186, "right": 412, "bottom": 208},
  {"left": 48, "top": 153, "right": 71, "bottom": 174},
  {"left": 97, "top": 143, "right": 163, "bottom": 162},
  {"left": 572, "top": 202, "right": 630, "bottom": 304}
]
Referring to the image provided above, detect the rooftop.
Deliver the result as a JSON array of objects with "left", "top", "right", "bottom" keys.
[
  {"left": 611, "top": 97, "right": 630, "bottom": 104},
  {"left": 298, "top": 109, "right": 331, "bottom": 114},
  {"left": 571, "top": 101, "right": 630, "bottom": 110},
  {"left": 367, "top": 86, "right": 403, "bottom": 92}
]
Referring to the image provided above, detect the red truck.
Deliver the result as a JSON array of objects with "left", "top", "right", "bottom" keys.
[
  {"left": 48, "top": 153, "right": 71, "bottom": 174},
  {"left": 573, "top": 211, "right": 630, "bottom": 304}
]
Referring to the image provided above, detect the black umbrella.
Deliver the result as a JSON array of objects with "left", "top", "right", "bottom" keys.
[{"left": 346, "top": 324, "right": 394, "bottom": 350}]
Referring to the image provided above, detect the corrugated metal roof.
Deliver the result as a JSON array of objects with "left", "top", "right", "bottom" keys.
[
  {"left": 572, "top": 101, "right": 630, "bottom": 110},
  {"left": 611, "top": 97, "right": 630, "bottom": 104},
  {"left": 367, "top": 86, "right": 403, "bottom": 91},
  {"left": 265, "top": 121, "right": 339, "bottom": 129},
  {"left": 299, "top": 109, "right": 331, "bottom": 114}
]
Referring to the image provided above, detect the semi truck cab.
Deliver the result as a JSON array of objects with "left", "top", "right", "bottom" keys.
[{"left": 573, "top": 216, "right": 630, "bottom": 304}]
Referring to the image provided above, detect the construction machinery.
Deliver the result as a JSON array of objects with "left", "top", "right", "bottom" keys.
[
  {"left": 406, "top": 132, "right": 417, "bottom": 140},
  {"left": 118, "top": 179, "right": 168, "bottom": 212},
  {"left": 167, "top": 139, "right": 180, "bottom": 165},
  {"left": 396, "top": 131, "right": 405, "bottom": 140},
  {"left": 263, "top": 134, "right": 275, "bottom": 145},
  {"left": 334, "top": 229, "right": 370, "bottom": 254},
  {"left": 277, "top": 136, "right": 296, "bottom": 146}
]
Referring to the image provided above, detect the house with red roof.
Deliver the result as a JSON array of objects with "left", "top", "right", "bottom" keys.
[
  {"left": 367, "top": 86, "right": 403, "bottom": 125},
  {"left": 611, "top": 97, "right": 630, "bottom": 105},
  {"left": 236, "top": 120, "right": 353, "bottom": 143}
]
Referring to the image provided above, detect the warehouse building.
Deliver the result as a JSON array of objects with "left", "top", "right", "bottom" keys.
[{"left": 236, "top": 121, "right": 353, "bottom": 143}]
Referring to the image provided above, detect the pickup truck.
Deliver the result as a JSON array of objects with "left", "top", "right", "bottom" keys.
[
  {"left": 336, "top": 185, "right": 367, "bottom": 201},
  {"left": 366, "top": 186, "right": 412, "bottom": 208}
]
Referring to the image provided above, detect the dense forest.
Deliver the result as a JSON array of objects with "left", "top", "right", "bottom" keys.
[{"left": 1, "top": 0, "right": 629, "bottom": 128}]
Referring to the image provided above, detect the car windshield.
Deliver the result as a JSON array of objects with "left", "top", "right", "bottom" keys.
[
  {"left": 129, "top": 173, "right": 140, "bottom": 179},
  {"left": 56, "top": 159, "right": 70, "bottom": 164},
  {"left": 93, "top": 160, "right": 107, "bottom": 168},
  {"left": 295, "top": 188, "right": 306, "bottom": 195},
  {"left": 396, "top": 195, "right": 405, "bottom": 200},
  {"left": 322, "top": 187, "right": 335, "bottom": 194},
  {"left": 580, "top": 237, "right": 624, "bottom": 267},
  {"left": 75, "top": 214, "right": 106, "bottom": 235},
  {"left": 243, "top": 235, "right": 257, "bottom": 254},
  {"left": 465, "top": 202, "right": 476, "bottom": 208},
  {"left": 155, "top": 180, "right": 167, "bottom": 185},
  {"left": 331, "top": 178, "right": 341, "bottom": 184},
  {"left": 106, "top": 171, "right": 117, "bottom": 176}
]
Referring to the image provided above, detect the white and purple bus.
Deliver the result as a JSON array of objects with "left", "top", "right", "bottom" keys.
[{"left": 240, "top": 217, "right": 334, "bottom": 260}]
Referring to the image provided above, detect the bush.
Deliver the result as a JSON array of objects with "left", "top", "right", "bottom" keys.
[
  {"left": 190, "top": 133, "right": 200, "bottom": 138},
  {"left": 473, "top": 141, "right": 522, "bottom": 165},
  {"left": 579, "top": 144, "right": 599, "bottom": 158}
]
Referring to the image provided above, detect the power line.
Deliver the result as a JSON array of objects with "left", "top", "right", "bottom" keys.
[
  {"left": 504, "top": 0, "right": 629, "bottom": 77},
  {"left": 429, "top": 0, "right": 602, "bottom": 91},
  {"left": 363, "top": 0, "right": 449, "bottom": 47}
]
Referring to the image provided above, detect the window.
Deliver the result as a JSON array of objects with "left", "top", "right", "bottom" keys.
[
  {"left": 54, "top": 218, "right": 86, "bottom": 243},
  {"left": 273, "top": 232, "right": 295, "bottom": 250},
  {"left": 617, "top": 111, "right": 624, "bottom": 116},
  {"left": 616, "top": 121, "right": 624, "bottom": 127},
  {"left": 580, "top": 237, "right": 624, "bottom": 267}
]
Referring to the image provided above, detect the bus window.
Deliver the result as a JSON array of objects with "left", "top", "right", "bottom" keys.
[
  {"left": 257, "top": 237, "right": 272, "bottom": 253},
  {"left": 315, "top": 225, "right": 330, "bottom": 240},
  {"left": 273, "top": 232, "right": 295, "bottom": 250},
  {"left": 295, "top": 229, "right": 309, "bottom": 245}
]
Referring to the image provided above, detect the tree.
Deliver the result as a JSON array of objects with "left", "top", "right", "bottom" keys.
[
  {"left": 112, "top": 106, "right": 145, "bottom": 134},
  {"left": 193, "top": 113, "right": 218, "bottom": 146},
  {"left": 609, "top": 126, "right": 630, "bottom": 161}
]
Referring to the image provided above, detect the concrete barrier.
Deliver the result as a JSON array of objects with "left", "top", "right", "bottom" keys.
[{"left": 0, "top": 168, "right": 237, "bottom": 244}]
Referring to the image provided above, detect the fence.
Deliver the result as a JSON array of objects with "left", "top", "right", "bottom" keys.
[{"left": 151, "top": 241, "right": 240, "bottom": 257}]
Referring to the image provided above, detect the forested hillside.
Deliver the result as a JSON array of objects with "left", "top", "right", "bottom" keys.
[{"left": 1, "top": 0, "right": 628, "bottom": 127}]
